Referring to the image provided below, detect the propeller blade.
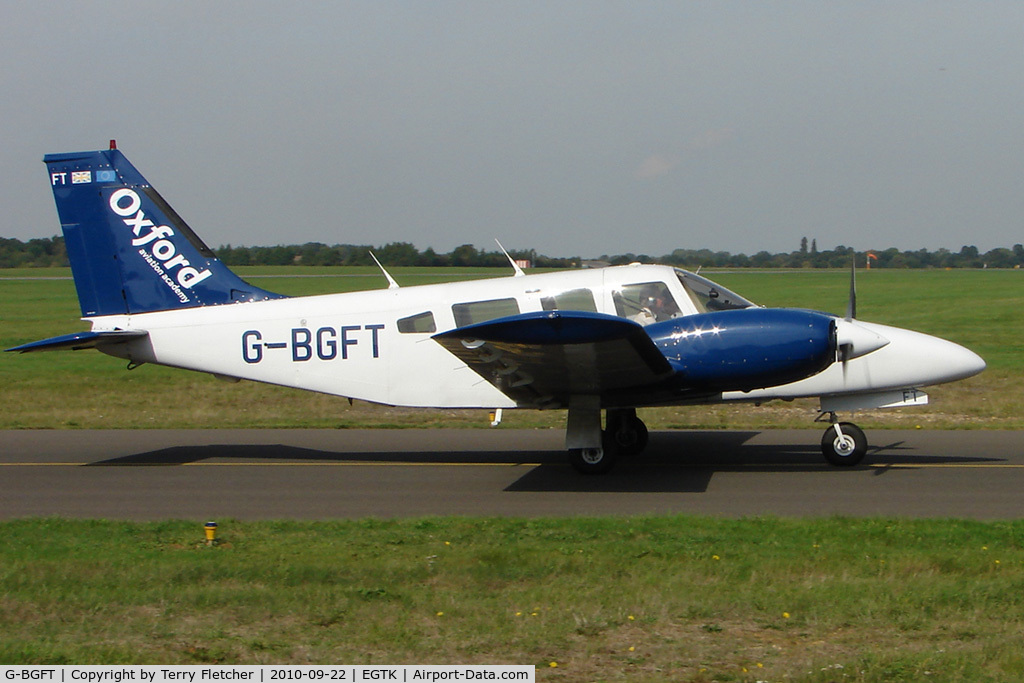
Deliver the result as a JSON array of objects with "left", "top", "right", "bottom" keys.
[{"left": 845, "top": 254, "right": 857, "bottom": 321}]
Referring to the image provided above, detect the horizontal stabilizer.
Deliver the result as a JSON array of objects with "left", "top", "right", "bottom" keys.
[
  {"left": 432, "top": 311, "right": 671, "bottom": 408},
  {"left": 5, "top": 329, "right": 149, "bottom": 353}
]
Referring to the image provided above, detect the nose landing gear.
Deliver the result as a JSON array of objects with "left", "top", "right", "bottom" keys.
[{"left": 818, "top": 412, "right": 868, "bottom": 466}]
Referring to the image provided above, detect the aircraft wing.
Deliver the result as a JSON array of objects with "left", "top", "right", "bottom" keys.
[
  {"left": 5, "top": 330, "right": 149, "bottom": 353},
  {"left": 432, "top": 311, "right": 672, "bottom": 408}
]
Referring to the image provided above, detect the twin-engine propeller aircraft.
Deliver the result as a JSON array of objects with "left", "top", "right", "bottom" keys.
[{"left": 9, "top": 145, "right": 986, "bottom": 473}]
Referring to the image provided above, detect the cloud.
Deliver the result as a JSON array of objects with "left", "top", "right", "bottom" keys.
[
  {"left": 634, "top": 153, "right": 680, "bottom": 179},
  {"left": 687, "top": 127, "right": 736, "bottom": 150},
  {"left": 634, "top": 128, "right": 736, "bottom": 180}
]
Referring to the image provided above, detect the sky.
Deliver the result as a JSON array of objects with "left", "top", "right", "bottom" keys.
[{"left": 2, "top": 2, "right": 1023, "bottom": 258}]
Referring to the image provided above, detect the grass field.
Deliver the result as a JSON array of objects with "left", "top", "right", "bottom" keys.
[
  {"left": 3, "top": 516, "right": 1024, "bottom": 681},
  {"left": 1, "top": 268, "right": 1023, "bottom": 679},
  {"left": 1, "top": 267, "right": 1020, "bottom": 430}
]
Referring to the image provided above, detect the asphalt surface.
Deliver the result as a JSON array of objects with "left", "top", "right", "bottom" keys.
[{"left": 1, "top": 429, "right": 1022, "bottom": 520}]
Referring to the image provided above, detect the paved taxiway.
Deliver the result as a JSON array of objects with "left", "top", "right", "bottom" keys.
[{"left": 1, "top": 429, "right": 1022, "bottom": 520}]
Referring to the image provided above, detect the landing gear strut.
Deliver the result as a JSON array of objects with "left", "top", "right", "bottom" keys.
[
  {"left": 818, "top": 412, "right": 868, "bottom": 466},
  {"left": 566, "top": 401, "right": 649, "bottom": 474}
]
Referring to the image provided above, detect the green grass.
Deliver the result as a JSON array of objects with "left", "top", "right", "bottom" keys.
[
  {"left": 2, "top": 516, "right": 1024, "bottom": 680},
  {"left": 2, "top": 270, "right": 1023, "bottom": 680},
  {"left": 1, "top": 267, "right": 1020, "bottom": 429},
  {"left": 710, "top": 269, "right": 1021, "bottom": 374}
]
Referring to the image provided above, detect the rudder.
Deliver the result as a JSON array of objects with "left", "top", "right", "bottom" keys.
[{"left": 45, "top": 147, "right": 284, "bottom": 317}]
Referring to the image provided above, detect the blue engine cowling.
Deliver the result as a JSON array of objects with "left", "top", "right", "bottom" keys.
[{"left": 648, "top": 308, "right": 837, "bottom": 392}]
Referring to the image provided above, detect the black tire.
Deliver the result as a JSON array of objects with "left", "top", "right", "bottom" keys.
[
  {"left": 569, "top": 433, "right": 619, "bottom": 474},
  {"left": 608, "top": 416, "right": 649, "bottom": 456},
  {"left": 821, "top": 422, "right": 868, "bottom": 466}
]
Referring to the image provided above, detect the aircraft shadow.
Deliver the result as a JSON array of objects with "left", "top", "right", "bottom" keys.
[
  {"left": 83, "top": 431, "right": 1004, "bottom": 494},
  {"left": 506, "top": 432, "right": 1005, "bottom": 492},
  {"left": 84, "top": 445, "right": 562, "bottom": 467}
]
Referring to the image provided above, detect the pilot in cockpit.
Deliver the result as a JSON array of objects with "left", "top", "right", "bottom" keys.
[{"left": 634, "top": 285, "right": 681, "bottom": 324}]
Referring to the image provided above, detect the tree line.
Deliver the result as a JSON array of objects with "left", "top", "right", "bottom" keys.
[
  {"left": 2, "top": 235, "right": 1022, "bottom": 270},
  {"left": 605, "top": 242, "right": 1024, "bottom": 270}
]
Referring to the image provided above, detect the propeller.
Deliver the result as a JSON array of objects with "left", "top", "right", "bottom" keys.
[
  {"left": 834, "top": 254, "right": 888, "bottom": 378},
  {"left": 838, "top": 255, "right": 857, "bottom": 378},
  {"left": 845, "top": 254, "right": 856, "bottom": 322}
]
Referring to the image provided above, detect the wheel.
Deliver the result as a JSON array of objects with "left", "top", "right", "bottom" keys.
[
  {"left": 821, "top": 422, "right": 867, "bottom": 466},
  {"left": 606, "top": 411, "right": 649, "bottom": 456},
  {"left": 569, "top": 433, "right": 619, "bottom": 475}
]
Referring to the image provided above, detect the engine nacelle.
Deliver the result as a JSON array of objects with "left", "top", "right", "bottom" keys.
[{"left": 649, "top": 308, "right": 836, "bottom": 392}]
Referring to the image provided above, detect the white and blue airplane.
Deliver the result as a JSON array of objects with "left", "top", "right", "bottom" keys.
[{"left": 8, "top": 145, "right": 986, "bottom": 473}]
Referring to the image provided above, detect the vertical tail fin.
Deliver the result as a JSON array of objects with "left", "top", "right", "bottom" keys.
[{"left": 45, "top": 147, "right": 284, "bottom": 317}]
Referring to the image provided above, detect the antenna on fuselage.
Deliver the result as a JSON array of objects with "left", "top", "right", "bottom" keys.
[
  {"left": 369, "top": 251, "right": 400, "bottom": 289},
  {"left": 495, "top": 239, "right": 525, "bottom": 277}
]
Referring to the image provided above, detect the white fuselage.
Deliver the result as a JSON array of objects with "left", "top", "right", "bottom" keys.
[{"left": 88, "top": 264, "right": 985, "bottom": 411}]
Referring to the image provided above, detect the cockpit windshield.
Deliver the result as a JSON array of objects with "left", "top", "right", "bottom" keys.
[{"left": 675, "top": 269, "right": 755, "bottom": 313}]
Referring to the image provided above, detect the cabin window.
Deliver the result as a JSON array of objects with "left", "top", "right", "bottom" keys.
[
  {"left": 613, "top": 282, "right": 681, "bottom": 325},
  {"left": 540, "top": 288, "right": 597, "bottom": 313},
  {"left": 397, "top": 311, "right": 436, "bottom": 334},
  {"left": 452, "top": 298, "right": 520, "bottom": 327}
]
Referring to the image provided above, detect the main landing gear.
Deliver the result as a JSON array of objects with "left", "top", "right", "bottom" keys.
[
  {"left": 818, "top": 412, "right": 868, "bottom": 466},
  {"left": 606, "top": 408, "right": 649, "bottom": 456},
  {"left": 566, "top": 405, "right": 649, "bottom": 475},
  {"left": 565, "top": 405, "right": 870, "bottom": 474}
]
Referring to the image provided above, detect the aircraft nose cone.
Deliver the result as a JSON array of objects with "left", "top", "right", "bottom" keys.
[
  {"left": 908, "top": 332, "right": 986, "bottom": 385},
  {"left": 852, "top": 321, "right": 986, "bottom": 389},
  {"left": 947, "top": 342, "right": 986, "bottom": 381}
]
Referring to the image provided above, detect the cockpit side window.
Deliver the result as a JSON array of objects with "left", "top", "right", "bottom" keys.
[
  {"left": 612, "top": 282, "right": 681, "bottom": 325},
  {"left": 675, "top": 270, "right": 754, "bottom": 313},
  {"left": 397, "top": 311, "right": 436, "bottom": 333}
]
